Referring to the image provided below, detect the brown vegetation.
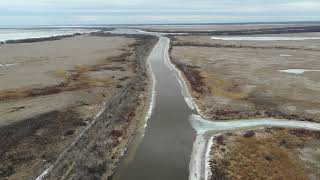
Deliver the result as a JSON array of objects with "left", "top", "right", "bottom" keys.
[
  {"left": 172, "top": 41, "right": 320, "bottom": 52},
  {"left": 171, "top": 59, "right": 204, "bottom": 93},
  {"left": 0, "top": 109, "right": 85, "bottom": 179},
  {"left": 0, "top": 53, "right": 132, "bottom": 101},
  {"left": 44, "top": 35, "right": 159, "bottom": 180},
  {"left": 209, "top": 128, "right": 320, "bottom": 180},
  {"left": 170, "top": 35, "right": 320, "bottom": 122},
  {"left": 4, "top": 34, "right": 82, "bottom": 44},
  {"left": 0, "top": 34, "right": 159, "bottom": 180}
]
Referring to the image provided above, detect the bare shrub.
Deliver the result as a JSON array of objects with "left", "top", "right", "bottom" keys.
[
  {"left": 243, "top": 130, "right": 255, "bottom": 138},
  {"left": 215, "top": 135, "right": 225, "bottom": 145}
]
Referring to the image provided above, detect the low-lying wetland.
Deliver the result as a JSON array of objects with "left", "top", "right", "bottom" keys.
[{"left": 0, "top": 33, "right": 158, "bottom": 180}]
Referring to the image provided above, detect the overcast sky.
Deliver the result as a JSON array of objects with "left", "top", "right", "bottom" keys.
[{"left": 1, "top": 0, "right": 320, "bottom": 26}]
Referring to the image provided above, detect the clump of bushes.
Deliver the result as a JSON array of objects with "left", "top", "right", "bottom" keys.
[
  {"left": 243, "top": 130, "right": 255, "bottom": 138},
  {"left": 215, "top": 135, "right": 225, "bottom": 145},
  {"left": 64, "top": 129, "right": 75, "bottom": 136},
  {"left": 110, "top": 130, "right": 123, "bottom": 138}
]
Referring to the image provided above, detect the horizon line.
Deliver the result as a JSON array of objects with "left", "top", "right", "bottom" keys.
[{"left": 1, "top": 20, "right": 320, "bottom": 28}]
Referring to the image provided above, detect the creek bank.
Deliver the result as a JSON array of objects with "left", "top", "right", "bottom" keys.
[
  {"left": 168, "top": 36, "right": 320, "bottom": 123},
  {"left": 44, "top": 34, "right": 158, "bottom": 180},
  {"left": 0, "top": 34, "right": 158, "bottom": 180}
]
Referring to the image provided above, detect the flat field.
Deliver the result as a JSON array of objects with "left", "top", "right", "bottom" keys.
[
  {"left": 171, "top": 33, "right": 320, "bottom": 122},
  {"left": 0, "top": 34, "right": 154, "bottom": 179}
]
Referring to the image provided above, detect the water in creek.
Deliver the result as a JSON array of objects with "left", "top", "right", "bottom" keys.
[
  {"left": 112, "top": 36, "right": 197, "bottom": 180},
  {"left": 112, "top": 30, "right": 320, "bottom": 180}
]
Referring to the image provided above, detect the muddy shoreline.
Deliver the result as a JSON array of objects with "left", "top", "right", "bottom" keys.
[{"left": 0, "top": 34, "right": 158, "bottom": 180}]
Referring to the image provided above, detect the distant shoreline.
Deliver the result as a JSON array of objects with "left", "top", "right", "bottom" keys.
[
  {"left": 1, "top": 33, "right": 82, "bottom": 44},
  {"left": 1, "top": 21, "right": 320, "bottom": 28},
  {"left": 150, "top": 25, "right": 320, "bottom": 35},
  {"left": 0, "top": 28, "right": 110, "bottom": 44}
]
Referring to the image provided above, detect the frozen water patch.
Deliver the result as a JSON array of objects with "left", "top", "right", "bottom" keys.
[
  {"left": 163, "top": 37, "right": 198, "bottom": 111},
  {"left": 189, "top": 134, "right": 207, "bottom": 180},
  {"left": 185, "top": 97, "right": 195, "bottom": 110},
  {"left": 0, "top": 28, "right": 96, "bottom": 42},
  {"left": 145, "top": 39, "right": 159, "bottom": 124},
  {"left": 190, "top": 114, "right": 320, "bottom": 135},
  {"left": 189, "top": 114, "right": 320, "bottom": 180},
  {"left": 211, "top": 36, "right": 320, "bottom": 41},
  {"left": 5, "top": 63, "right": 15, "bottom": 67},
  {"left": 163, "top": 37, "right": 208, "bottom": 117},
  {"left": 280, "top": 54, "right": 292, "bottom": 57},
  {"left": 204, "top": 136, "right": 214, "bottom": 180},
  {"left": 163, "top": 40, "right": 173, "bottom": 71},
  {"left": 36, "top": 167, "right": 52, "bottom": 180},
  {"left": 0, "top": 63, "right": 16, "bottom": 68},
  {"left": 109, "top": 28, "right": 171, "bottom": 36},
  {"left": 279, "top": 69, "right": 320, "bottom": 74},
  {"left": 109, "top": 28, "right": 147, "bottom": 35}
]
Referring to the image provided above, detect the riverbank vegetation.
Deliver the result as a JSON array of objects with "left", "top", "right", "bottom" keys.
[
  {"left": 0, "top": 33, "right": 158, "bottom": 179},
  {"left": 209, "top": 128, "right": 320, "bottom": 180}
]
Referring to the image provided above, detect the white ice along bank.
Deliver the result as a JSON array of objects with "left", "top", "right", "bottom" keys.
[{"left": 188, "top": 114, "right": 320, "bottom": 180}]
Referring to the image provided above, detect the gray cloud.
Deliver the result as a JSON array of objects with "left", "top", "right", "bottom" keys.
[{"left": 0, "top": 0, "right": 319, "bottom": 26}]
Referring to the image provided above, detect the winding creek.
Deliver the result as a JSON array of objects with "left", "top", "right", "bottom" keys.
[{"left": 110, "top": 29, "right": 320, "bottom": 180}]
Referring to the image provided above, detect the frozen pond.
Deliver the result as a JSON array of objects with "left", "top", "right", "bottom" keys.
[
  {"left": 211, "top": 36, "right": 320, "bottom": 41},
  {"left": 0, "top": 28, "right": 96, "bottom": 42},
  {"left": 279, "top": 69, "right": 320, "bottom": 74},
  {"left": 0, "top": 63, "right": 16, "bottom": 68}
]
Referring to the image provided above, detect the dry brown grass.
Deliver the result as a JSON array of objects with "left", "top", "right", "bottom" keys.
[
  {"left": 172, "top": 61, "right": 205, "bottom": 93},
  {"left": 209, "top": 128, "right": 320, "bottom": 180},
  {"left": 0, "top": 75, "right": 111, "bottom": 101},
  {"left": 0, "top": 53, "right": 132, "bottom": 101},
  {"left": 49, "top": 70, "right": 70, "bottom": 79},
  {"left": 75, "top": 65, "right": 95, "bottom": 73},
  {"left": 227, "top": 136, "right": 307, "bottom": 180},
  {"left": 200, "top": 71, "right": 248, "bottom": 100},
  {"left": 0, "top": 90, "right": 28, "bottom": 101}
]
